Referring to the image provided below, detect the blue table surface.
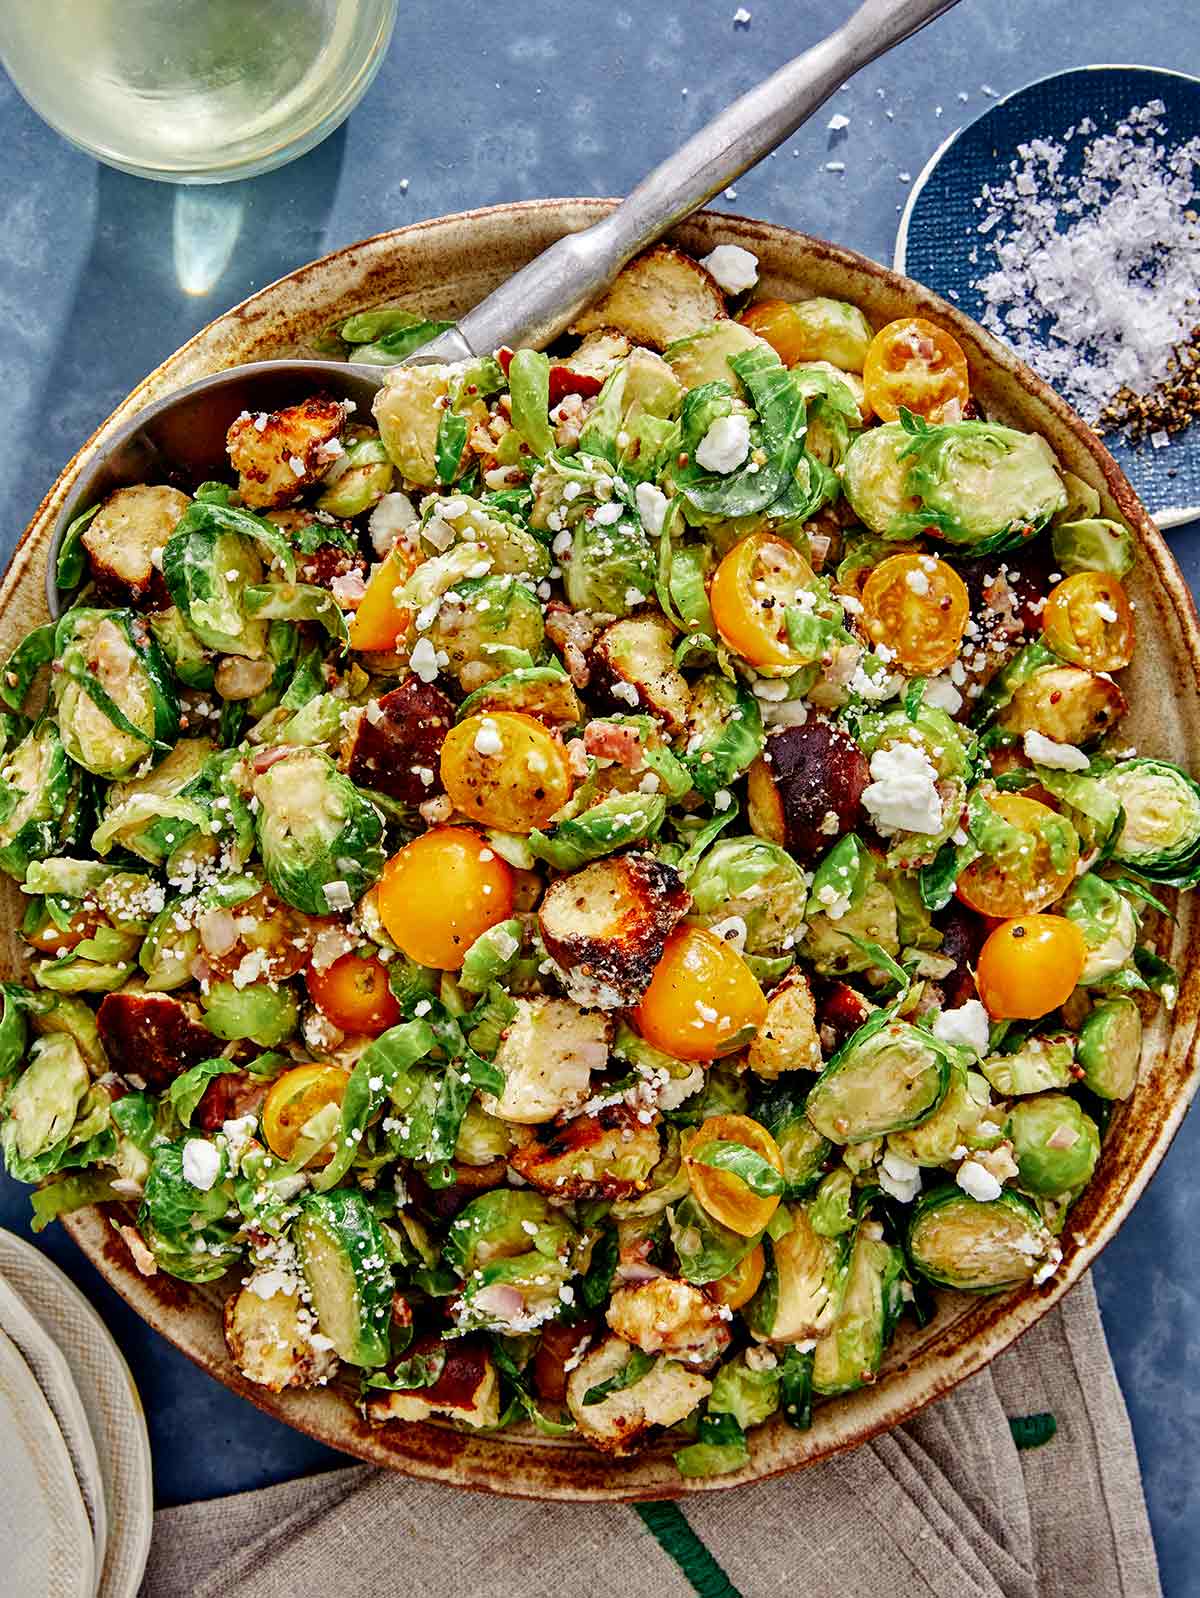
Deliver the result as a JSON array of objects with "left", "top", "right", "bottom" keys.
[{"left": 2, "top": 0, "right": 1198, "bottom": 1590}]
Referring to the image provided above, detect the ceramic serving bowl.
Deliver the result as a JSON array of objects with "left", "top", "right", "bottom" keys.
[{"left": 6, "top": 200, "right": 1199, "bottom": 1500}]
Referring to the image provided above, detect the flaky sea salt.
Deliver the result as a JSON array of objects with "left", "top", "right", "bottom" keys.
[{"left": 971, "top": 100, "right": 1200, "bottom": 421}]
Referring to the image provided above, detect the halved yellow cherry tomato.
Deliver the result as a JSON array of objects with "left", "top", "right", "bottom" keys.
[
  {"left": 861, "top": 551, "right": 970, "bottom": 674},
  {"left": 707, "top": 1242, "right": 767, "bottom": 1309},
  {"left": 710, "top": 532, "right": 816, "bottom": 668},
  {"left": 262, "top": 1064, "right": 347, "bottom": 1163},
  {"left": 738, "top": 299, "right": 811, "bottom": 367},
  {"left": 377, "top": 825, "right": 514, "bottom": 970},
  {"left": 347, "top": 540, "right": 422, "bottom": 652},
  {"left": 23, "top": 907, "right": 96, "bottom": 955},
  {"left": 634, "top": 925, "right": 767, "bottom": 1061},
  {"left": 1041, "top": 572, "right": 1135, "bottom": 672},
  {"left": 862, "top": 316, "right": 970, "bottom": 423},
  {"left": 956, "top": 792, "right": 1079, "bottom": 918},
  {"left": 976, "top": 914, "right": 1087, "bottom": 1020},
  {"left": 684, "top": 1114, "right": 784, "bottom": 1237},
  {"left": 306, "top": 950, "right": 402, "bottom": 1036},
  {"left": 440, "top": 711, "right": 574, "bottom": 832}
]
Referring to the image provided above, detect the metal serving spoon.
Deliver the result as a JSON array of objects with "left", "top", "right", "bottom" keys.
[{"left": 46, "top": 0, "right": 960, "bottom": 615}]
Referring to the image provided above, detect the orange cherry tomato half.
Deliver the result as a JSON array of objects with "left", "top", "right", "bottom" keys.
[
  {"left": 306, "top": 950, "right": 402, "bottom": 1036},
  {"left": 862, "top": 316, "right": 970, "bottom": 424},
  {"left": 860, "top": 551, "right": 970, "bottom": 674},
  {"left": 976, "top": 914, "right": 1087, "bottom": 1020},
  {"left": 377, "top": 826, "right": 514, "bottom": 970},
  {"left": 684, "top": 1114, "right": 784, "bottom": 1237},
  {"left": 707, "top": 1242, "right": 767, "bottom": 1309},
  {"left": 955, "top": 792, "right": 1079, "bottom": 918},
  {"left": 347, "top": 540, "right": 422, "bottom": 652},
  {"left": 261, "top": 1064, "right": 348, "bottom": 1163},
  {"left": 634, "top": 925, "right": 767, "bottom": 1062},
  {"left": 738, "top": 299, "right": 813, "bottom": 367},
  {"left": 709, "top": 532, "right": 816, "bottom": 668},
  {"left": 23, "top": 908, "right": 96, "bottom": 956},
  {"left": 1041, "top": 573, "right": 1135, "bottom": 672},
  {"left": 440, "top": 711, "right": 574, "bottom": 833}
]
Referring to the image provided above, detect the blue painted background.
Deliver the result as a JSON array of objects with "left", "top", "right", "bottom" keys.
[{"left": 1, "top": 1, "right": 1197, "bottom": 1591}]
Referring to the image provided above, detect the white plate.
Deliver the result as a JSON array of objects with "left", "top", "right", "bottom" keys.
[
  {"left": 0, "top": 1321, "right": 95, "bottom": 1598},
  {"left": 0, "top": 1269, "right": 108, "bottom": 1588},
  {"left": 0, "top": 1233, "right": 153, "bottom": 1598}
]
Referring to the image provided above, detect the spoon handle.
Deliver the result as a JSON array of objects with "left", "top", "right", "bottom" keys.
[{"left": 408, "top": 0, "right": 960, "bottom": 365}]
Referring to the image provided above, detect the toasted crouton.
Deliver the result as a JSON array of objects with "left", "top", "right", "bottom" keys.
[
  {"left": 566, "top": 1335, "right": 711, "bottom": 1455},
  {"left": 606, "top": 1277, "right": 731, "bottom": 1365},
  {"left": 226, "top": 395, "right": 345, "bottom": 509},
  {"left": 562, "top": 328, "right": 632, "bottom": 380},
  {"left": 82, "top": 484, "right": 190, "bottom": 603},
  {"left": 480, "top": 997, "right": 612, "bottom": 1125},
  {"left": 571, "top": 245, "right": 728, "bottom": 350},
  {"left": 509, "top": 1105, "right": 661, "bottom": 1199},
  {"left": 538, "top": 853, "right": 691, "bottom": 1009},
  {"left": 590, "top": 612, "right": 691, "bottom": 734},
  {"left": 224, "top": 1279, "right": 339, "bottom": 1393},
  {"left": 748, "top": 969, "right": 823, "bottom": 1079},
  {"left": 365, "top": 1335, "right": 500, "bottom": 1429}
]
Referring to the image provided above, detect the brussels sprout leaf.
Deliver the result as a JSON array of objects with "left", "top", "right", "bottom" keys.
[
  {"left": 692, "top": 1139, "right": 785, "bottom": 1197},
  {"left": 582, "top": 1347, "right": 655, "bottom": 1406},
  {"left": 168, "top": 1058, "right": 240, "bottom": 1129},
  {"left": 56, "top": 504, "right": 101, "bottom": 592},
  {"left": 0, "top": 623, "right": 56, "bottom": 713},
  {"left": 674, "top": 1410, "right": 750, "bottom": 1477}
]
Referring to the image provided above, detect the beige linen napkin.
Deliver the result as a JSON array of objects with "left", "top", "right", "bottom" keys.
[{"left": 141, "top": 1273, "right": 1160, "bottom": 1598}]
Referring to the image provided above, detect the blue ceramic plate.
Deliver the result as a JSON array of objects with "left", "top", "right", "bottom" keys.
[{"left": 895, "top": 66, "right": 1200, "bottom": 529}]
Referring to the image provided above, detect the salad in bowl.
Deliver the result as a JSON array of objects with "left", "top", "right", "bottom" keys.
[{"left": 0, "top": 239, "right": 1192, "bottom": 1479}]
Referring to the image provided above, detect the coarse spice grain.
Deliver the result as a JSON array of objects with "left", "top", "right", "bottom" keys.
[{"left": 969, "top": 100, "right": 1200, "bottom": 433}]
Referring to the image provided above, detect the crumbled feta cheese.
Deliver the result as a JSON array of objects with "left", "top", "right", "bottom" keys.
[
  {"left": 700, "top": 244, "right": 759, "bottom": 294},
  {"left": 922, "top": 674, "right": 963, "bottom": 714},
  {"left": 593, "top": 502, "right": 623, "bottom": 526},
  {"left": 956, "top": 1158, "right": 1003, "bottom": 1203},
  {"left": 473, "top": 717, "right": 504, "bottom": 757},
  {"left": 879, "top": 1150, "right": 923, "bottom": 1204},
  {"left": 861, "top": 742, "right": 944, "bottom": 835},
  {"left": 287, "top": 454, "right": 307, "bottom": 477},
  {"left": 635, "top": 481, "right": 669, "bottom": 536},
  {"left": 181, "top": 1138, "right": 222, "bottom": 1191},
  {"left": 695, "top": 413, "right": 751, "bottom": 474},
  {"left": 368, "top": 492, "right": 418, "bottom": 556},
  {"left": 322, "top": 880, "right": 353, "bottom": 913},
  {"left": 1023, "top": 729, "right": 1090, "bottom": 771},
  {"left": 932, "top": 999, "right": 991, "bottom": 1059},
  {"left": 708, "top": 914, "right": 748, "bottom": 954},
  {"left": 409, "top": 636, "right": 440, "bottom": 683}
]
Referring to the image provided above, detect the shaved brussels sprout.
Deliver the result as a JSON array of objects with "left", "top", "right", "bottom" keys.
[
  {"left": 253, "top": 749, "right": 384, "bottom": 915},
  {"left": 669, "top": 1192, "right": 760, "bottom": 1284},
  {"left": 562, "top": 511, "right": 656, "bottom": 617},
  {"left": 1, "top": 1032, "right": 91, "bottom": 1181},
  {"left": 1076, "top": 997, "right": 1142, "bottom": 1101},
  {"left": 1008, "top": 1093, "right": 1100, "bottom": 1198},
  {"left": 420, "top": 494, "right": 550, "bottom": 582},
  {"left": 887, "top": 1063, "right": 999, "bottom": 1166},
  {"left": 577, "top": 348, "right": 682, "bottom": 481},
  {"left": 746, "top": 1209, "right": 847, "bottom": 1346},
  {"left": 844, "top": 418, "right": 1066, "bottom": 551},
  {"left": 1105, "top": 759, "right": 1200, "bottom": 881},
  {"left": 805, "top": 1014, "right": 953, "bottom": 1143},
  {"left": 907, "top": 1186, "right": 1056, "bottom": 1291},
  {"left": 1061, "top": 874, "right": 1139, "bottom": 983},
  {"left": 980, "top": 1034, "right": 1074, "bottom": 1097},
  {"left": 680, "top": 675, "right": 764, "bottom": 801},
  {"left": 162, "top": 504, "right": 295, "bottom": 658},
  {"left": 1051, "top": 518, "right": 1136, "bottom": 579},
  {"left": 708, "top": 1351, "right": 782, "bottom": 1428},
  {"left": 811, "top": 1221, "right": 905, "bottom": 1395},
  {"left": 0, "top": 722, "right": 72, "bottom": 880},
  {"left": 375, "top": 364, "right": 473, "bottom": 487},
  {"left": 201, "top": 980, "right": 299, "bottom": 1047},
  {"left": 428, "top": 576, "right": 545, "bottom": 685},
  {"left": 802, "top": 879, "right": 900, "bottom": 977},
  {"left": 528, "top": 789, "right": 667, "bottom": 871},
  {"left": 296, "top": 1189, "right": 394, "bottom": 1366},
  {"left": 458, "top": 665, "right": 581, "bottom": 728},
  {"left": 688, "top": 836, "right": 808, "bottom": 954},
  {"left": 444, "top": 1189, "right": 577, "bottom": 1331},
  {"left": 665, "top": 321, "right": 772, "bottom": 393},
  {"left": 757, "top": 1084, "right": 833, "bottom": 1197},
  {"left": 54, "top": 609, "right": 180, "bottom": 779},
  {"left": 314, "top": 429, "right": 394, "bottom": 517}
]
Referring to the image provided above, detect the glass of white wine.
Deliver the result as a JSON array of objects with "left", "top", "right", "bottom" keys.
[{"left": 0, "top": 0, "right": 397, "bottom": 182}]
